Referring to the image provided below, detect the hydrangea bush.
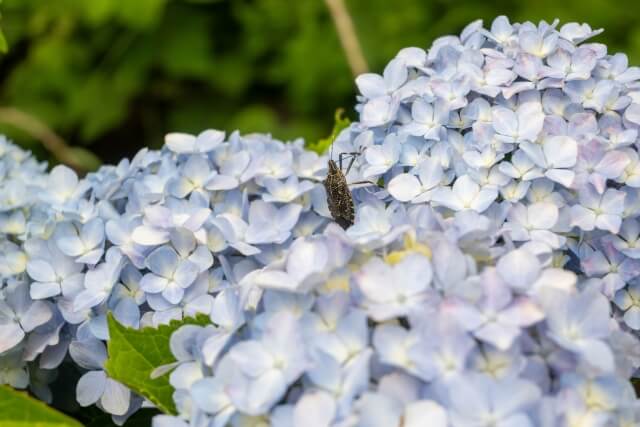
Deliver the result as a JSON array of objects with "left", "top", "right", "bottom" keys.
[{"left": 3, "top": 15, "right": 640, "bottom": 427}]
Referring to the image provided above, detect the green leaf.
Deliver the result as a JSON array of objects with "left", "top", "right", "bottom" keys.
[
  {"left": 306, "top": 108, "right": 351, "bottom": 154},
  {"left": 0, "top": 386, "right": 83, "bottom": 427},
  {"left": 117, "top": 0, "right": 168, "bottom": 29},
  {"left": 0, "top": 29, "right": 7, "bottom": 54},
  {"left": 104, "top": 312, "right": 210, "bottom": 415}
]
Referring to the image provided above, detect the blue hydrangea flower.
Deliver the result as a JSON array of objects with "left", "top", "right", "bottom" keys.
[
  {"left": 70, "top": 338, "right": 132, "bottom": 415},
  {"left": 355, "top": 253, "right": 433, "bottom": 321},
  {"left": 0, "top": 280, "right": 53, "bottom": 353},
  {"left": 140, "top": 245, "right": 200, "bottom": 304},
  {"left": 442, "top": 373, "right": 541, "bottom": 427}
]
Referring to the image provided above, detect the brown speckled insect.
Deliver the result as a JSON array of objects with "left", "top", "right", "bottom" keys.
[
  {"left": 324, "top": 149, "right": 378, "bottom": 229},
  {"left": 324, "top": 154, "right": 356, "bottom": 229}
]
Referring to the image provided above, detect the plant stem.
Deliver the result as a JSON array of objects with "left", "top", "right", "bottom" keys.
[
  {"left": 323, "top": 0, "right": 369, "bottom": 77},
  {"left": 0, "top": 107, "right": 86, "bottom": 172}
]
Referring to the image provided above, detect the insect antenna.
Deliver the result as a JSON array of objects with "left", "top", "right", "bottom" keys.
[{"left": 329, "top": 138, "right": 334, "bottom": 162}]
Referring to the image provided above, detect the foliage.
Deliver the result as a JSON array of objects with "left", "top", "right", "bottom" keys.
[
  {"left": 0, "top": 30, "right": 6, "bottom": 54},
  {"left": 0, "top": 386, "right": 83, "bottom": 427},
  {"left": 79, "top": 407, "right": 159, "bottom": 427},
  {"left": 306, "top": 108, "right": 351, "bottom": 154},
  {"left": 0, "top": 1, "right": 6, "bottom": 54},
  {"left": 104, "top": 313, "right": 211, "bottom": 415},
  {"left": 2, "top": 1, "right": 640, "bottom": 167}
]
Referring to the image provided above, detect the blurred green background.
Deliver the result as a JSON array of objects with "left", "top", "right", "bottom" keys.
[{"left": 1, "top": 0, "right": 640, "bottom": 171}]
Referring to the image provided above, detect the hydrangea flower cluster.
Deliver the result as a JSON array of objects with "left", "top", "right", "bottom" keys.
[
  {"left": 342, "top": 15, "right": 640, "bottom": 336},
  {"left": 2, "top": 15, "right": 640, "bottom": 427},
  {"left": 155, "top": 16, "right": 640, "bottom": 427},
  {"left": 0, "top": 128, "right": 332, "bottom": 421}
]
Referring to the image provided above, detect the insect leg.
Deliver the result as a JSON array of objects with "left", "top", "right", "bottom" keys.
[
  {"left": 338, "top": 152, "right": 361, "bottom": 175},
  {"left": 348, "top": 179, "right": 385, "bottom": 189}
]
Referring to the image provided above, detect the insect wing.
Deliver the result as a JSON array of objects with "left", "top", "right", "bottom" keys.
[{"left": 324, "top": 159, "right": 355, "bottom": 229}]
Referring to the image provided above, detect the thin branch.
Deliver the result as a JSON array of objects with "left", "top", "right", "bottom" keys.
[
  {"left": 0, "top": 107, "right": 86, "bottom": 172},
  {"left": 323, "top": 0, "right": 369, "bottom": 77}
]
